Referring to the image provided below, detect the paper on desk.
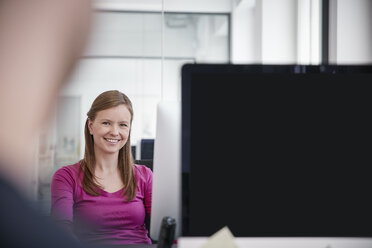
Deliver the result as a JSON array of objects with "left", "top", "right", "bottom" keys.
[{"left": 200, "top": 226, "right": 238, "bottom": 248}]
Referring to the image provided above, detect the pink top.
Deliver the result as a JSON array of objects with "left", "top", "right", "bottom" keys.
[{"left": 50, "top": 162, "right": 152, "bottom": 245}]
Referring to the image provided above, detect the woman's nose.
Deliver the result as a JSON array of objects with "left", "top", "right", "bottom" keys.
[{"left": 109, "top": 124, "right": 119, "bottom": 135}]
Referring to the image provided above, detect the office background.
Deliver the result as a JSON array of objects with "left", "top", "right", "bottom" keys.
[{"left": 27, "top": 0, "right": 372, "bottom": 215}]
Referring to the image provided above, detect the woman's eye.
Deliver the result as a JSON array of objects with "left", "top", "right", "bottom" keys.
[
  {"left": 102, "top": 122, "right": 109, "bottom": 125},
  {"left": 120, "top": 123, "right": 128, "bottom": 127}
]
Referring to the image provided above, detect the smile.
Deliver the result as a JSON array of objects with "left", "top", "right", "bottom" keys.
[{"left": 104, "top": 138, "right": 120, "bottom": 143}]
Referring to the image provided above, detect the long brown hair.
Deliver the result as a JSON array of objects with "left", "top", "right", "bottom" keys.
[{"left": 79, "top": 90, "right": 137, "bottom": 201}]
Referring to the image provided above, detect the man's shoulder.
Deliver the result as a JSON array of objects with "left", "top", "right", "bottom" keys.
[{"left": 0, "top": 175, "right": 85, "bottom": 248}]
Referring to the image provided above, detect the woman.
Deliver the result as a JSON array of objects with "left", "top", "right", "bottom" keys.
[{"left": 51, "top": 90, "right": 153, "bottom": 245}]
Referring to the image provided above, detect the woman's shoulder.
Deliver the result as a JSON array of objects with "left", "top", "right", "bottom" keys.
[
  {"left": 53, "top": 161, "right": 81, "bottom": 178},
  {"left": 51, "top": 162, "right": 81, "bottom": 189},
  {"left": 133, "top": 164, "right": 153, "bottom": 181}
]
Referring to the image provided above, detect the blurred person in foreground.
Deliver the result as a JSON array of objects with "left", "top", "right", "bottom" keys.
[{"left": 0, "top": 0, "right": 92, "bottom": 247}]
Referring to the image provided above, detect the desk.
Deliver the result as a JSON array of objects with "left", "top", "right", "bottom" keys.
[{"left": 100, "top": 245, "right": 177, "bottom": 248}]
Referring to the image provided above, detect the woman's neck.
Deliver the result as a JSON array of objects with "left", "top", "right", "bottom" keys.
[{"left": 94, "top": 149, "right": 119, "bottom": 174}]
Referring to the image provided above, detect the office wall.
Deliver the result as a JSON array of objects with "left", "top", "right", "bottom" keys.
[
  {"left": 329, "top": 0, "right": 372, "bottom": 64},
  {"left": 261, "top": 0, "right": 297, "bottom": 63},
  {"left": 231, "top": 0, "right": 257, "bottom": 63},
  {"left": 231, "top": 0, "right": 321, "bottom": 64}
]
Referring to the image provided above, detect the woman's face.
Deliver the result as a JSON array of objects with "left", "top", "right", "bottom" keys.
[{"left": 88, "top": 104, "right": 131, "bottom": 156}]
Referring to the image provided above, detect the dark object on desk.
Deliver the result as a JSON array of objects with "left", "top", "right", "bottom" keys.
[
  {"left": 157, "top": 216, "right": 176, "bottom": 248},
  {"left": 140, "top": 139, "right": 154, "bottom": 160}
]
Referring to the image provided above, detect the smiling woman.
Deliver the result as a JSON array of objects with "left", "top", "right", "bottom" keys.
[
  {"left": 50, "top": 90, "right": 153, "bottom": 245},
  {"left": 88, "top": 105, "right": 131, "bottom": 155}
]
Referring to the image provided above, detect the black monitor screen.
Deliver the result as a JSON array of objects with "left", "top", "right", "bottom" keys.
[
  {"left": 181, "top": 64, "right": 372, "bottom": 237},
  {"left": 140, "top": 139, "right": 154, "bottom": 160}
]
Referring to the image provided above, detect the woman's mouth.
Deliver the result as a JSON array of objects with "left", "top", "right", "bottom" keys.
[{"left": 104, "top": 138, "right": 120, "bottom": 144}]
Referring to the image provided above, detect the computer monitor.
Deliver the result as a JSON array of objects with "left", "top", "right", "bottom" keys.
[
  {"left": 180, "top": 64, "right": 372, "bottom": 247},
  {"left": 150, "top": 101, "right": 182, "bottom": 241},
  {"left": 131, "top": 145, "right": 136, "bottom": 160},
  {"left": 140, "top": 139, "right": 154, "bottom": 159}
]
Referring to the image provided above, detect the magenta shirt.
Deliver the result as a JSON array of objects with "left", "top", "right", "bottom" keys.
[{"left": 50, "top": 162, "right": 152, "bottom": 245}]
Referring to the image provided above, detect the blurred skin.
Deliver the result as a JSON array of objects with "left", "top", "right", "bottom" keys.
[{"left": 0, "top": 0, "right": 92, "bottom": 189}]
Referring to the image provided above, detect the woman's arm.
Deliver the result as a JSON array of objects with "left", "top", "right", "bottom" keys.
[
  {"left": 50, "top": 167, "right": 76, "bottom": 234},
  {"left": 143, "top": 167, "right": 153, "bottom": 217}
]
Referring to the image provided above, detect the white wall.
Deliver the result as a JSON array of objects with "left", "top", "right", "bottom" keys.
[
  {"left": 232, "top": 0, "right": 372, "bottom": 65},
  {"left": 231, "top": 0, "right": 320, "bottom": 64},
  {"left": 297, "top": 0, "right": 321, "bottom": 64},
  {"left": 329, "top": 0, "right": 372, "bottom": 64},
  {"left": 231, "top": 0, "right": 257, "bottom": 63},
  {"left": 261, "top": 0, "right": 297, "bottom": 63}
]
